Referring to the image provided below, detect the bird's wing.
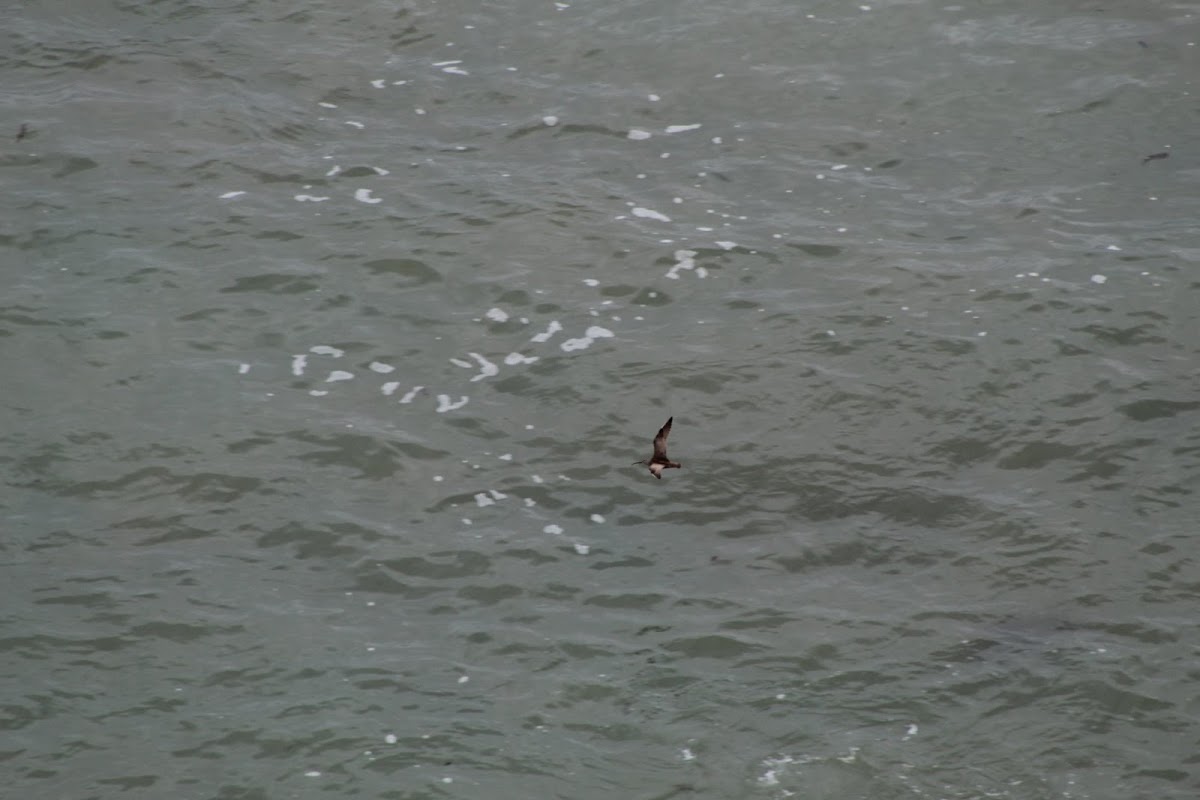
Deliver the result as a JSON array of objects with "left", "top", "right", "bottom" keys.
[{"left": 652, "top": 416, "right": 673, "bottom": 459}]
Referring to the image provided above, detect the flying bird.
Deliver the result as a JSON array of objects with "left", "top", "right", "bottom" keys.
[{"left": 634, "top": 416, "right": 681, "bottom": 479}]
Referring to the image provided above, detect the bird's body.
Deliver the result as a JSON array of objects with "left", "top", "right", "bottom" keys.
[{"left": 634, "top": 416, "right": 681, "bottom": 479}]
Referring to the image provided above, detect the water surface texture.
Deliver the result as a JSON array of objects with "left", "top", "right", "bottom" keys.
[{"left": 4, "top": 1, "right": 1198, "bottom": 798}]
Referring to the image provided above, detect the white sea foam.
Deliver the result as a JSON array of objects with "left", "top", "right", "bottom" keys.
[
  {"left": 467, "top": 352, "right": 498, "bottom": 381},
  {"left": 504, "top": 352, "right": 538, "bottom": 365},
  {"left": 355, "top": 188, "right": 382, "bottom": 204},
  {"left": 665, "top": 249, "right": 698, "bottom": 279},
  {"left": 435, "top": 395, "right": 469, "bottom": 413},
  {"left": 632, "top": 207, "right": 671, "bottom": 222},
  {"left": 561, "top": 326, "right": 614, "bottom": 352},
  {"left": 530, "top": 320, "right": 563, "bottom": 343}
]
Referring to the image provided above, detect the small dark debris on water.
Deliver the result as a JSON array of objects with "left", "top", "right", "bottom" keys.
[
  {"left": 16, "top": 123, "right": 29, "bottom": 141},
  {"left": 1137, "top": 40, "right": 1149, "bottom": 49},
  {"left": 1142, "top": 152, "right": 1169, "bottom": 164}
]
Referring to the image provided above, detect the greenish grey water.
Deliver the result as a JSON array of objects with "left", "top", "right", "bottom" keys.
[{"left": 4, "top": 1, "right": 1197, "bottom": 798}]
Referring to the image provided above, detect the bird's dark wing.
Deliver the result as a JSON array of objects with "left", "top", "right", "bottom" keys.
[{"left": 652, "top": 416, "right": 673, "bottom": 459}]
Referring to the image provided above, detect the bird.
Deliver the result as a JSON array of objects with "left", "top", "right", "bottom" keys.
[{"left": 633, "top": 416, "right": 681, "bottom": 479}]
